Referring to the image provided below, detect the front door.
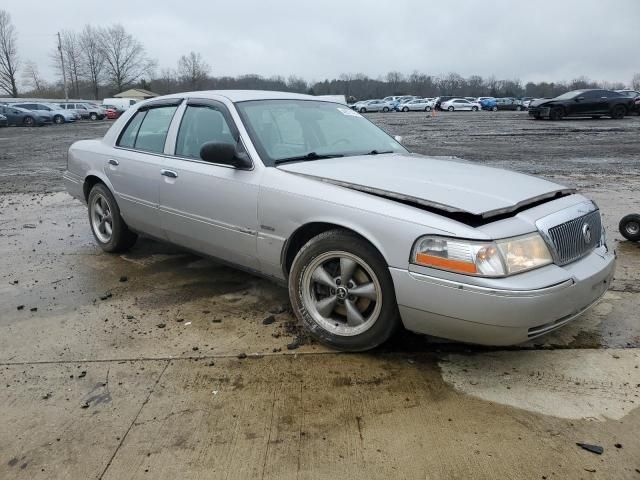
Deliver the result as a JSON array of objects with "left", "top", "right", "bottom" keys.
[{"left": 159, "top": 100, "right": 260, "bottom": 268}]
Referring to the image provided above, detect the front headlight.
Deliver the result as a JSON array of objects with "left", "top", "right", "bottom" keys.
[{"left": 411, "top": 233, "right": 553, "bottom": 277}]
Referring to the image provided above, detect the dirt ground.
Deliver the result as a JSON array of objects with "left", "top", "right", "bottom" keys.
[{"left": 1, "top": 112, "right": 639, "bottom": 479}]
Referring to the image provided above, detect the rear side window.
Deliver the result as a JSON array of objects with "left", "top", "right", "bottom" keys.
[
  {"left": 175, "top": 105, "right": 236, "bottom": 159},
  {"left": 117, "top": 106, "right": 177, "bottom": 153}
]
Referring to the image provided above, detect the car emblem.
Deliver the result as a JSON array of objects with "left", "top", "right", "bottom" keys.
[{"left": 582, "top": 223, "right": 592, "bottom": 243}]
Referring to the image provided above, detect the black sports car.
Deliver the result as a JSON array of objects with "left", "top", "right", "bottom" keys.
[{"left": 528, "top": 89, "right": 632, "bottom": 120}]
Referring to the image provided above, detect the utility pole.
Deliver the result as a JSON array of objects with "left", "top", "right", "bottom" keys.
[{"left": 57, "top": 32, "right": 69, "bottom": 101}]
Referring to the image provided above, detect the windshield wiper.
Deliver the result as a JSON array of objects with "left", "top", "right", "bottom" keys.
[
  {"left": 274, "top": 152, "right": 344, "bottom": 165},
  {"left": 365, "top": 150, "right": 394, "bottom": 155}
]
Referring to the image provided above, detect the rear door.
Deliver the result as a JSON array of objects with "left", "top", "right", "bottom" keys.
[
  {"left": 158, "top": 99, "right": 260, "bottom": 268},
  {"left": 105, "top": 100, "right": 181, "bottom": 238}
]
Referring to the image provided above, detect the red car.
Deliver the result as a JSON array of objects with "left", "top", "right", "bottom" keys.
[{"left": 105, "top": 108, "right": 121, "bottom": 120}]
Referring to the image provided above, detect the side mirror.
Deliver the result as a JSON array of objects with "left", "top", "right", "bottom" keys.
[
  {"left": 394, "top": 135, "right": 403, "bottom": 143},
  {"left": 199, "top": 142, "right": 252, "bottom": 169}
]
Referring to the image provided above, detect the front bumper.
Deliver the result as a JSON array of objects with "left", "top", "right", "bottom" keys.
[
  {"left": 529, "top": 107, "right": 550, "bottom": 117},
  {"left": 390, "top": 247, "right": 615, "bottom": 345}
]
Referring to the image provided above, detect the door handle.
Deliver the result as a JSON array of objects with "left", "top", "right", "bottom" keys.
[
  {"left": 161, "top": 169, "right": 178, "bottom": 178},
  {"left": 108, "top": 159, "right": 119, "bottom": 166}
]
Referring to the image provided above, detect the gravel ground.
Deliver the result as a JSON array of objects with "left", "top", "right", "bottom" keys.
[{"left": 1, "top": 113, "right": 639, "bottom": 479}]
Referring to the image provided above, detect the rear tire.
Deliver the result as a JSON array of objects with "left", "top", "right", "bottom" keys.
[
  {"left": 471, "top": 106, "right": 478, "bottom": 111},
  {"left": 425, "top": 106, "right": 431, "bottom": 112},
  {"left": 23, "top": 116, "right": 35, "bottom": 127},
  {"left": 88, "top": 183, "right": 137, "bottom": 252},
  {"left": 288, "top": 229, "right": 400, "bottom": 352},
  {"left": 516, "top": 105, "right": 522, "bottom": 111},
  {"left": 90, "top": 112, "right": 98, "bottom": 121},
  {"left": 382, "top": 107, "right": 389, "bottom": 112},
  {"left": 610, "top": 104, "right": 626, "bottom": 119},
  {"left": 619, "top": 214, "right": 640, "bottom": 241},
  {"left": 492, "top": 106, "right": 498, "bottom": 111}
]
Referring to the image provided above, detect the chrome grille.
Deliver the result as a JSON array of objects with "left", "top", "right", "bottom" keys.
[{"left": 546, "top": 210, "right": 601, "bottom": 265}]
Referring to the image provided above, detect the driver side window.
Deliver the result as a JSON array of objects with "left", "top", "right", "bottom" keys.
[{"left": 175, "top": 105, "right": 236, "bottom": 159}]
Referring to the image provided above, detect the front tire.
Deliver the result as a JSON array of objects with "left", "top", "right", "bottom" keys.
[
  {"left": 549, "top": 107, "right": 564, "bottom": 121},
  {"left": 448, "top": 106, "right": 454, "bottom": 112},
  {"left": 425, "top": 106, "right": 432, "bottom": 112},
  {"left": 610, "top": 104, "right": 626, "bottom": 119},
  {"left": 382, "top": 107, "right": 389, "bottom": 112},
  {"left": 402, "top": 107, "right": 409, "bottom": 112},
  {"left": 619, "top": 214, "right": 640, "bottom": 241},
  {"left": 359, "top": 107, "right": 367, "bottom": 113},
  {"left": 288, "top": 230, "right": 400, "bottom": 351},
  {"left": 23, "top": 116, "right": 35, "bottom": 127},
  {"left": 88, "top": 183, "right": 137, "bottom": 252},
  {"left": 53, "top": 115, "right": 64, "bottom": 124},
  {"left": 492, "top": 106, "right": 498, "bottom": 111}
]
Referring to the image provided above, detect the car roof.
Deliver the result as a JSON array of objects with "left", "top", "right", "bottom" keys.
[{"left": 150, "top": 89, "right": 318, "bottom": 103}]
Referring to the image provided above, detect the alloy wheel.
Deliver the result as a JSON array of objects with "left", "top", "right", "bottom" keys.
[
  {"left": 90, "top": 193, "right": 113, "bottom": 243},
  {"left": 302, "top": 251, "right": 382, "bottom": 337}
]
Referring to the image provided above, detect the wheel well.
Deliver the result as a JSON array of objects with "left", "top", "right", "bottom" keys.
[
  {"left": 282, "top": 222, "right": 379, "bottom": 277},
  {"left": 83, "top": 175, "right": 103, "bottom": 200}
]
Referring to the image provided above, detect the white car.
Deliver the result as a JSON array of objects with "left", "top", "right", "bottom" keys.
[
  {"left": 398, "top": 98, "right": 434, "bottom": 112},
  {"left": 441, "top": 98, "right": 481, "bottom": 112},
  {"left": 355, "top": 99, "right": 393, "bottom": 113}
]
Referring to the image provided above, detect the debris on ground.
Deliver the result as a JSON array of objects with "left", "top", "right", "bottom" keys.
[
  {"left": 42, "top": 392, "right": 52, "bottom": 400},
  {"left": 237, "top": 353, "right": 247, "bottom": 359},
  {"left": 156, "top": 323, "right": 166, "bottom": 329},
  {"left": 119, "top": 276, "right": 128, "bottom": 282},
  {"left": 16, "top": 305, "right": 24, "bottom": 310},
  {"left": 576, "top": 443, "right": 604, "bottom": 455},
  {"left": 262, "top": 315, "right": 276, "bottom": 325},
  {"left": 80, "top": 402, "right": 90, "bottom": 409},
  {"left": 99, "top": 293, "right": 112, "bottom": 300}
]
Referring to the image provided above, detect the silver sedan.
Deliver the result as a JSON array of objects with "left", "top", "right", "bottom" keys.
[
  {"left": 399, "top": 98, "right": 434, "bottom": 112},
  {"left": 64, "top": 91, "right": 615, "bottom": 351}
]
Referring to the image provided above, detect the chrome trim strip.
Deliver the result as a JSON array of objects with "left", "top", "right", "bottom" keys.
[{"left": 159, "top": 205, "right": 256, "bottom": 236}]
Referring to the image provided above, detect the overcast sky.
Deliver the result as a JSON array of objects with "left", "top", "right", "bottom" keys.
[{"left": 6, "top": 0, "right": 640, "bottom": 86}]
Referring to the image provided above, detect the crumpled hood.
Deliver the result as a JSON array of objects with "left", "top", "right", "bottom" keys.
[
  {"left": 277, "top": 153, "right": 573, "bottom": 218},
  {"left": 529, "top": 98, "right": 554, "bottom": 107}
]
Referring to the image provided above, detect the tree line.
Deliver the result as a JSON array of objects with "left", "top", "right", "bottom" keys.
[{"left": 2, "top": 9, "right": 640, "bottom": 101}]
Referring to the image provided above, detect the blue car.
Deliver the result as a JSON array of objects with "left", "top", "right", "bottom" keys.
[{"left": 478, "top": 97, "right": 498, "bottom": 111}]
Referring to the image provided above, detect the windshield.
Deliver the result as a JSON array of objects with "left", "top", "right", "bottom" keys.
[
  {"left": 553, "top": 90, "right": 584, "bottom": 101},
  {"left": 235, "top": 100, "right": 407, "bottom": 166}
]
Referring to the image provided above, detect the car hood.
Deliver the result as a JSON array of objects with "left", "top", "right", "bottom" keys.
[
  {"left": 277, "top": 153, "right": 573, "bottom": 219},
  {"left": 530, "top": 98, "right": 555, "bottom": 107}
]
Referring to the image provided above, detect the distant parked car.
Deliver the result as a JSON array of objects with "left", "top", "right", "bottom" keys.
[
  {"left": 434, "top": 96, "right": 455, "bottom": 111},
  {"left": 495, "top": 98, "right": 520, "bottom": 111},
  {"left": 389, "top": 96, "right": 418, "bottom": 110},
  {"left": 59, "top": 102, "right": 106, "bottom": 120},
  {"left": 102, "top": 97, "right": 137, "bottom": 112},
  {"left": 440, "top": 98, "right": 480, "bottom": 111},
  {"left": 397, "top": 98, "right": 434, "bottom": 112},
  {"left": 478, "top": 97, "right": 498, "bottom": 111},
  {"left": 528, "top": 89, "right": 632, "bottom": 120},
  {"left": 0, "top": 113, "right": 8, "bottom": 127},
  {"left": 13, "top": 102, "right": 77, "bottom": 124},
  {"left": 356, "top": 100, "right": 392, "bottom": 113},
  {"left": 105, "top": 107, "right": 123, "bottom": 120},
  {"left": 0, "top": 104, "right": 51, "bottom": 126}
]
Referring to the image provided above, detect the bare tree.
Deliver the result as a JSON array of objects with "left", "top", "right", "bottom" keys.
[
  {"left": 79, "top": 25, "right": 105, "bottom": 99},
  {"left": 157, "top": 67, "right": 177, "bottom": 94},
  {"left": 177, "top": 51, "right": 210, "bottom": 89},
  {"left": 60, "top": 31, "right": 83, "bottom": 97},
  {"left": 99, "top": 24, "right": 155, "bottom": 92},
  {"left": 21, "top": 60, "right": 45, "bottom": 92},
  {"left": 0, "top": 9, "right": 19, "bottom": 97},
  {"left": 631, "top": 73, "right": 640, "bottom": 91}
]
